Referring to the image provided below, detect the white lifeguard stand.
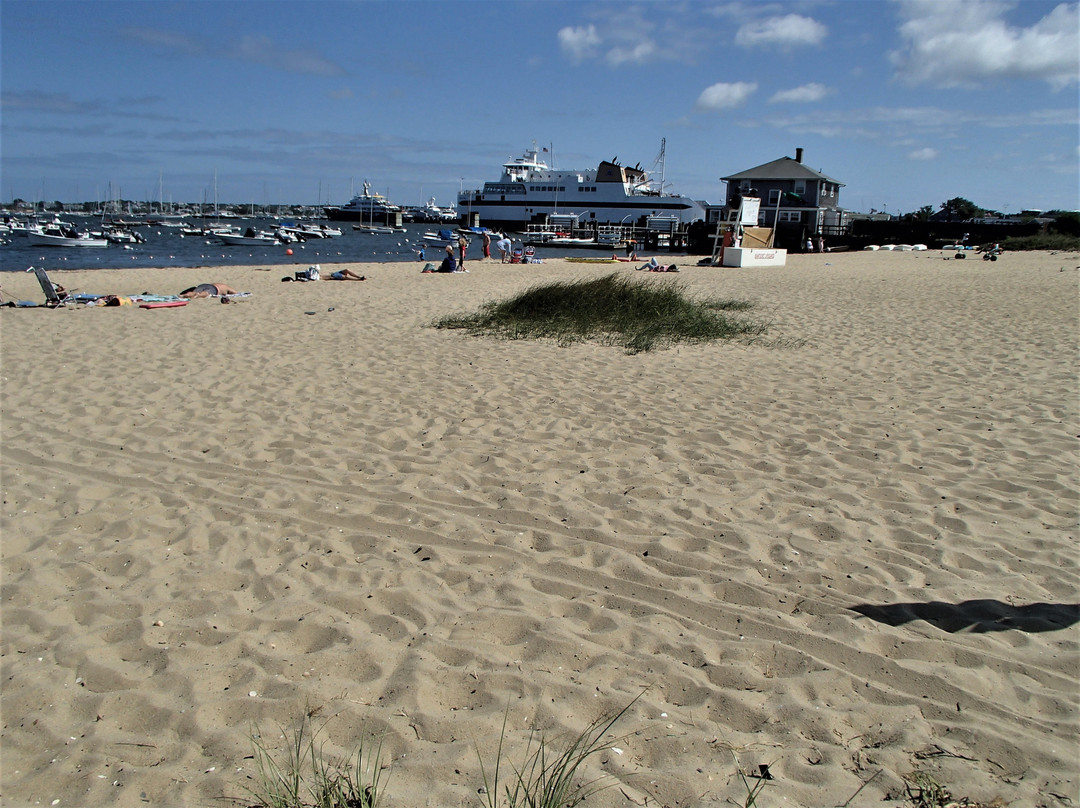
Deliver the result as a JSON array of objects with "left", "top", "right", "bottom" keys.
[{"left": 710, "top": 195, "right": 786, "bottom": 267}]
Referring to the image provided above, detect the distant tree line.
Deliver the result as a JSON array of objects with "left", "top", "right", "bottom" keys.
[{"left": 900, "top": 197, "right": 1078, "bottom": 232}]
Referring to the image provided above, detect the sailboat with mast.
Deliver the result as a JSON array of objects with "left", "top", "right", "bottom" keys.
[{"left": 146, "top": 171, "right": 186, "bottom": 226}]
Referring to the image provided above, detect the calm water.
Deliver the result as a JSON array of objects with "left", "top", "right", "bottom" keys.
[
  {"left": 1, "top": 219, "right": 435, "bottom": 273},
  {"left": 1, "top": 218, "right": 673, "bottom": 273}
]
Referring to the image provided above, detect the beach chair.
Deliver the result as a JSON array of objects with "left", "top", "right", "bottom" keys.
[{"left": 27, "top": 266, "right": 72, "bottom": 307}]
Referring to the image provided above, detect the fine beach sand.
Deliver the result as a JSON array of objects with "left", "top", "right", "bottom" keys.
[{"left": 1, "top": 250, "right": 1077, "bottom": 807}]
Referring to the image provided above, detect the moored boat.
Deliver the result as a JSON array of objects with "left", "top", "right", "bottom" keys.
[
  {"left": 27, "top": 224, "right": 109, "bottom": 247},
  {"left": 216, "top": 227, "right": 287, "bottom": 246},
  {"left": 278, "top": 222, "right": 343, "bottom": 239},
  {"left": 418, "top": 197, "right": 457, "bottom": 223},
  {"left": 97, "top": 226, "right": 146, "bottom": 244},
  {"left": 422, "top": 228, "right": 468, "bottom": 247},
  {"left": 324, "top": 181, "right": 401, "bottom": 223},
  {"left": 458, "top": 140, "right": 705, "bottom": 230},
  {"left": 354, "top": 224, "right": 405, "bottom": 234}
]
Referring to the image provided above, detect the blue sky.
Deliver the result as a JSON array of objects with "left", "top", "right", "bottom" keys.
[{"left": 3, "top": 0, "right": 1077, "bottom": 215}]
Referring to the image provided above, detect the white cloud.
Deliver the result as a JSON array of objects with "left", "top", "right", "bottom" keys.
[
  {"left": 558, "top": 24, "right": 601, "bottom": 62},
  {"left": 1, "top": 91, "right": 98, "bottom": 114},
  {"left": 736, "top": 14, "right": 827, "bottom": 48},
  {"left": 769, "top": 83, "right": 830, "bottom": 103},
  {"left": 233, "top": 35, "right": 345, "bottom": 76},
  {"left": 892, "top": 0, "right": 1080, "bottom": 88},
  {"left": 696, "top": 81, "right": 758, "bottom": 111},
  {"left": 908, "top": 147, "right": 939, "bottom": 160},
  {"left": 120, "top": 26, "right": 206, "bottom": 55},
  {"left": 606, "top": 41, "right": 657, "bottom": 66}
]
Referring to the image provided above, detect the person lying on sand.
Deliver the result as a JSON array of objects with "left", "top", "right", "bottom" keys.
[
  {"left": 179, "top": 283, "right": 238, "bottom": 298},
  {"left": 325, "top": 269, "right": 366, "bottom": 281},
  {"left": 635, "top": 257, "right": 679, "bottom": 273}
]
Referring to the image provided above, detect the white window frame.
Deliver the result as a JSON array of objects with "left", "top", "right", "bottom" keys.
[
  {"left": 767, "top": 189, "right": 780, "bottom": 205},
  {"left": 779, "top": 211, "right": 802, "bottom": 222},
  {"left": 794, "top": 181, "right": 806, "bottom": 196}
]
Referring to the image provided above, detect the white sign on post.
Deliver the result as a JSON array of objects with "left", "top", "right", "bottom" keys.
[{"left": 738, "top": 197, "right": 760, "bottom": 225}]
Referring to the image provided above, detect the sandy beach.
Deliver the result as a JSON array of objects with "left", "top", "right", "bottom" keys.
[{"left": 2, "top": 249, "right": 1077, "bottom": 807}]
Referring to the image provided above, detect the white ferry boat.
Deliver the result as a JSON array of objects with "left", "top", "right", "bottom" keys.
[{"left": 458, "top": 142, "right": 704, "bottom": 229}]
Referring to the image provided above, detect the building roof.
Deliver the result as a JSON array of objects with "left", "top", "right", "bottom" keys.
[{"left": 722, "top": 156, "right": 843, "bottom": 186}]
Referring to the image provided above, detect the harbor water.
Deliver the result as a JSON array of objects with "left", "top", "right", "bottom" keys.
[{"left": 1, "top": 219, "right": 684, "bottom": 273}]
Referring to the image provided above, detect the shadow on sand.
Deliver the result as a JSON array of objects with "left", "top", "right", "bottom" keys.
[{"left": 849, "top": 600, "right": 1080, "bottom": 634}]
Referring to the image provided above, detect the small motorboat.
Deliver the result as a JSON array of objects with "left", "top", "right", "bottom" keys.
[
  {"left": 422, "top": 228, "right": 466, "bottom": 246},
  {"left": 27, "top": 224, "right": 109, "bottom": 247},
  {"left": 279, "top": 222, "right": 343, "bottom": 239},
  {"left": 217, "top": 227, "right": 285, "bottom": 246},
  {"left": 98, "top": 226, "right": 145, "bottom": 245}
]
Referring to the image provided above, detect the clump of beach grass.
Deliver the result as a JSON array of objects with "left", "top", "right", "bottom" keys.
[
  {"left": 432, "top": 273, "right": 765, "bottom": 354},
  {"left": 901, "top": 769, "right": 1004, "bottom": 808},
  {"left": 477, "top": 693, "right": 642, "bottom": 808},
  {"left": 243, "top": 714, "right": 387, "bottom": 808},
  {"left": 727, "top": 749, "right": 773, "bottom": 807}
]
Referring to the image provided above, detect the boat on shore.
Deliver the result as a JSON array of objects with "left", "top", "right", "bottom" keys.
[{"left": 458, "top": 141, "right": 705, "bottom": 230}]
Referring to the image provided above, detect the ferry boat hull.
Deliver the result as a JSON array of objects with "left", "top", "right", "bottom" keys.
[{"left": 458, "top": 145, "right": 704, "bottom": 230}]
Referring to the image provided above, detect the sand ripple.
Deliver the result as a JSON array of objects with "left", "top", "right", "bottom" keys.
[{"left": 2, "top": 252, "right": 1077, "bottom": 806}]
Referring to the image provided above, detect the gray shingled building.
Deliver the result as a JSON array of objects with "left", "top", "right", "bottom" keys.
[{"left": 719, "top": 148, "right": 847, "bottom": 246}]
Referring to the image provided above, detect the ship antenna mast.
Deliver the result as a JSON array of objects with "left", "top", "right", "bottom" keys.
[{"left": 652, "top": 137, "right": 667, "bottom": 194}]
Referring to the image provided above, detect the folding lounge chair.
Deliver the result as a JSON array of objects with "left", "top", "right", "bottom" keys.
[{"left": 27, "top": 266, "right": 72, "bottom": 307}]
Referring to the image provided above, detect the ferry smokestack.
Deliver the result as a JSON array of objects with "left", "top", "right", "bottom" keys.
[{"left": 795, "top": 147, "right": 804, "bottom": 163}]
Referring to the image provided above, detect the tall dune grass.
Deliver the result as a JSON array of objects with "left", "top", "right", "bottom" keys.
[
  {"left": 477, "top": 694, "right": 642, "bottom": 808},
  {"left": 432, "top": 273, "right": 765, "bottom": 354},
  {"left": 243, "top": 715, "right": 387, "bottom": 808}
]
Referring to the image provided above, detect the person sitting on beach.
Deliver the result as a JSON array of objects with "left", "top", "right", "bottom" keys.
[
  {"left": 179, "top": 283, "right": 239, "bottom": 298},
  {"left": 325, "top": 269, "right": 366, "bottom": 281},
  {"left": 437, "top": 245, "right": 458, "bottom": 273}
]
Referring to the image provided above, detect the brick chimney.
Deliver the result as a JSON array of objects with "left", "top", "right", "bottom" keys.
[{"left": 795, "top": 147, "right": 804, "bottom": 163}]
